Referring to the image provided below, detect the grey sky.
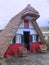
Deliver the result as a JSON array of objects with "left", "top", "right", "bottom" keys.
[{"left": 0, "top": 0, "right": 49, "bottom": 29}]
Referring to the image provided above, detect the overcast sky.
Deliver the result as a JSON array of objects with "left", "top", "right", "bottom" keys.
[{"left": 0, "top": 0, "right": 49, "bottom": 29}]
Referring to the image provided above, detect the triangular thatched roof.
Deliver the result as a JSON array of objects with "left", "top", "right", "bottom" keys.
[{"left": 0, "top": 4, "right": 45, "bottom": 58}]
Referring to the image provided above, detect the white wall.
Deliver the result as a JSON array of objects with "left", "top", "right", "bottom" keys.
[
  {"left": 16, "top": 21, "right": 37, "bottom": 35},
  {"left": 11, "top": 16, "right": 41, "bottom": 43}
]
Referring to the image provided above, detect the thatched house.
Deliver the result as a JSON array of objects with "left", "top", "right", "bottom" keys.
[{"left": 0, "top": 4, "right": 45, "bottom": 58}]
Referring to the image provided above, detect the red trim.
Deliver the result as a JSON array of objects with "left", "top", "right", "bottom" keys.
[
  {"left": 4, "top": 42, "right": 43, "bottom": 57},
  {"left": 24, "top": 20, "right": 29, "bottom": 28},
  {"left": 30, "top": 42, "right": 42, "bottom": 52},
  {"left": 4, "top": 44, "right": 24, "bottom": 57}
]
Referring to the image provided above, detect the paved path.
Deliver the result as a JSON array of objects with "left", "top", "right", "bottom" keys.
[{"left": 0, "top": 52, "right": 49, "bottom": 65}]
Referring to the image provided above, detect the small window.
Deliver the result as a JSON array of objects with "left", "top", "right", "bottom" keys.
[
  {"left": 33, "top": 35, "right": 37, "bottom": 42},
  {"left": 30, "top": 35, "right": 39, "bottom": 42},
  {"left": 38, "top": 37, "right": 41, "bottom": 42},
  {"left": 16, "top": 35, "right": 21, "bottom": 43},
  {"left": 30, "top": 35, "right": 40, "bottom": 42}
]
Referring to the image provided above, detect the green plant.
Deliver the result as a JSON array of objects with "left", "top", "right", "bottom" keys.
[{"left": 45, "top": 36, "right": 49, "bottom": 49}]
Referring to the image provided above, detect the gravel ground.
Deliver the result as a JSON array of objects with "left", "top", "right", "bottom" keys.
[{"left": 0, "top": 52, "right": 49, "bottom": 65}]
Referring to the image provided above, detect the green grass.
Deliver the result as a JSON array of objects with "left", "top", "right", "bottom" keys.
[{"left": 42, "top": 32, "right": 49, "bottom": 48}]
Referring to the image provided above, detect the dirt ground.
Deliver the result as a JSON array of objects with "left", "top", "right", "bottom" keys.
[{"left": 0, "top": 51, "right": 49, "bottom": 65}]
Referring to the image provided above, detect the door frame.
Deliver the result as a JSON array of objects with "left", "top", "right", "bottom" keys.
[{"left": 23, "top": 31, "right": 30, "bottom": 50}]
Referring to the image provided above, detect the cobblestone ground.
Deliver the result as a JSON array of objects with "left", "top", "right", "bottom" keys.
[{"left": 0, "top": 52, "right": 49, "bottom": 65}]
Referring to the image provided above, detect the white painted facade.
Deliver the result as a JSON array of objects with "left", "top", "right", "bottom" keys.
[
  {"left": 12, "top": 16, "right": 41, "bottom": 44},
  {"left": 16, "top": 21, "right": 37, "bottom": 35}
]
